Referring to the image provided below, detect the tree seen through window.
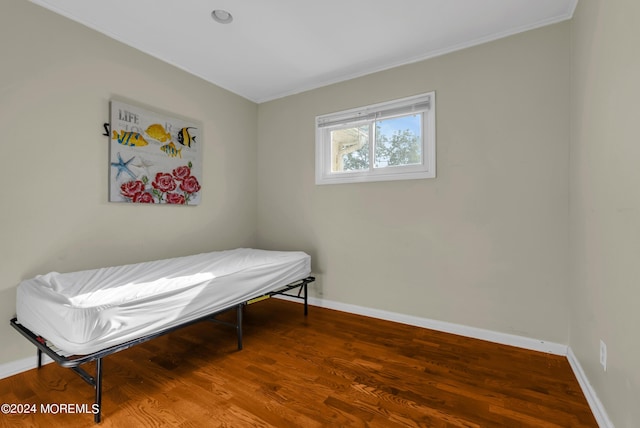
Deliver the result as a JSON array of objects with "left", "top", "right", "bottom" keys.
[{"left": 337, "top": 114, "right": 421, "bottom": 171}]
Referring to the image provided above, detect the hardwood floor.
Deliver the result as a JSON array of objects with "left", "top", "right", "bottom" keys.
[{"left": 0, "top": 299, "right": 597, "bottom": 427}]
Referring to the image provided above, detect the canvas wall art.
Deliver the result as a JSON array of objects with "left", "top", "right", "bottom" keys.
[{"left": 109, "top": 100, "right": 202, "bottom": 205}]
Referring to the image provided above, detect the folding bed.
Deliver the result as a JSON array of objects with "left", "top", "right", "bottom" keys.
[{"left": 10, "top": 248, "right": 315, "bottom": 422}]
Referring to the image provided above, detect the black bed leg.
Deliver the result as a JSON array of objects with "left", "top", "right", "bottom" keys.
[
  {"left": 304, "top": 282, "right": 308, "bottom": 316},
  {"left": 94, "top": 358, "right": 102, "bottom": 423},
  {"left": 236, "top": 304, "right": 243, "bottom": 351},
  {"left": 37, "top": 349, "right": 42, "bottom": 369}
]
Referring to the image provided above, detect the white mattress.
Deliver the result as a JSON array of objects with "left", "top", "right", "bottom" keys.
[{"left": 16, "top": 248, "right": 311, "bottom": 355}]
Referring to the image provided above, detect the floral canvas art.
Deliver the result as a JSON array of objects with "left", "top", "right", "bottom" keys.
[{"left": 109, "top": 100, "right": 202, "bottom": 205}]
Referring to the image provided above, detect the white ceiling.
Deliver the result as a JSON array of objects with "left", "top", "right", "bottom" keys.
[{"left": 30, "top": 0, "right": 577, "bottom": 103}]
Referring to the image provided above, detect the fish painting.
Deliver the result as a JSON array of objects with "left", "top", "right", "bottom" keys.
[
  {"left": 145, "top": 124, "right": 171, "bottom": 142},
  {"left": 112, "top": 130, "right": 149, "bottom": 147},
  {"left": 160, "top": 142, "right": 182, "bottom": 158},
  {"left": 177, "top": 127, "right": 196, "bottom": 147}
]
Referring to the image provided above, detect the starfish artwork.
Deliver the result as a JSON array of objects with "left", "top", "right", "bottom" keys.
[
  {"left": 132, "top": 156, "right": 154, "bottom": 177},
  {"left": 111, "top": 152, "right": 137, "bottom": 180}
]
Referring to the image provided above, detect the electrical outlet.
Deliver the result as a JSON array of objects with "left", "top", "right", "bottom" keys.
[{"left": 599, "top": 340, "right": 607, "bottom": 371}]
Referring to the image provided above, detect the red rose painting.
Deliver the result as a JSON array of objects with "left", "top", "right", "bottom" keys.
[
  {"left": 179, "top": 176, "right": 201, "bottom": 194},
  {"left": 172, "top": 165, "right": 191, "bottom": 181},
  {"left": 120, "top": 180, "right": 145, "bottom": 199},
  {"left": 152, "top": 172, "right": 177, "bottom": 193},
  {"left": 165, "top": 193, "right": 186, "bottom": 204},
  {"left": 119, "top": 162, "right": 200, "bottom": 205}
]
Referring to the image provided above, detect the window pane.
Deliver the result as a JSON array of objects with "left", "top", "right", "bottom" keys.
[
  {"left": 330, "top": 125, "right": 369, "bottom": 172},
  {"left": 374, "top": 114, "right": 422, "bottom": 168}
]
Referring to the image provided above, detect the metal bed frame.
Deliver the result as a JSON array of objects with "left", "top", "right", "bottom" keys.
[{"left": 10, "top": 276, "right": 315, "bottom": 423}]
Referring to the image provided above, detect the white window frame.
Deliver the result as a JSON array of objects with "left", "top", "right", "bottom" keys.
[{"left": 315, "top": 92, "right": 436, "bottom": 185}]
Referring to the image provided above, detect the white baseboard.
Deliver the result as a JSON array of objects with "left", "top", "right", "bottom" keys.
[
  {"left": 566, "top": 347, "right": 614, "bottom": 428},
  {"left": 0, "top": 353, "right": 53, "bottom": 380},
  {"left": 285, "top": 294, "right": 568, "bottom": 355}
]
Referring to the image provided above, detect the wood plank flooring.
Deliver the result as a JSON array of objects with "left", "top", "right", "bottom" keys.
[{"left": 0, "top": 299, "right": 597, "bottom": 427}]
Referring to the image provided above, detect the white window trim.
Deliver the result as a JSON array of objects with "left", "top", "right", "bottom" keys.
[{"left": 315, "top": 92, "right": 436, "bottom": 185}]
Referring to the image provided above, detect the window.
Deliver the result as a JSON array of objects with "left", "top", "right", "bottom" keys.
[{"left": 315, "top": 92, "right": 435, "bottom": 185}]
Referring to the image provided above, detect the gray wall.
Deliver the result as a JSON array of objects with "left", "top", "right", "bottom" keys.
[
  {"left": 0, "top": 0, "right": 258, "bottom": 363},
  {"left": 570, "top": 1, "right": 640, "bottom": 426},
  {"left": 257, "top": 23, "right": 571, "bottom": 343}
]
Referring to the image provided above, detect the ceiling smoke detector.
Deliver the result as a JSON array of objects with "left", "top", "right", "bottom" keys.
[{"left": 211, "top": 9, "right": 233, "bottom": 24}]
